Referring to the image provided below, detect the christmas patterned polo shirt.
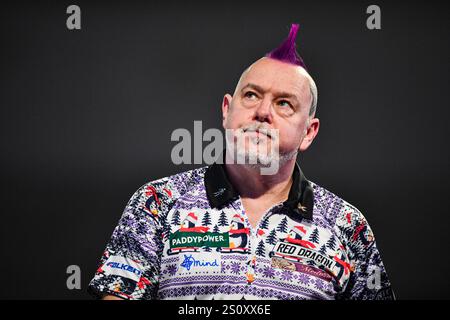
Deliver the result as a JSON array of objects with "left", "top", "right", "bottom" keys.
[{"left": 88, "top": 159, "right": 395, "bottom": 300}]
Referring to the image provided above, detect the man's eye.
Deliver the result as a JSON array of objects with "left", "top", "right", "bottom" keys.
[
  {"left": 244, "top": 91, "right": 257, "bottom": 99},
  {"left": 278, "top": 100, "right": 292, "bottom": 108}
]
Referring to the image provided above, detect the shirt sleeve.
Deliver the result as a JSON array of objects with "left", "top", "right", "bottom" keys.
[
  {"left": 335, "top": 204, "right": 396, "bottom": 300},
  {"left": 88, "top": 183, "right": 164, "bottom": 300}
]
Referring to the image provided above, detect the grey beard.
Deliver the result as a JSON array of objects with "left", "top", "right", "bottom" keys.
[{"left": 229, "top": 144, "right": 298, "bottom": 169}]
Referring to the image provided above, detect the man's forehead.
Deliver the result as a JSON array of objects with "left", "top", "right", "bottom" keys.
[{"left": 237, "top": 58, "right": 311, "bottom": 96}]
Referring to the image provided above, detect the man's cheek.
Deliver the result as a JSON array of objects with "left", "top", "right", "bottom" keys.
[{"left": 279, "top": 131, "right": 300, "bottom": 149}]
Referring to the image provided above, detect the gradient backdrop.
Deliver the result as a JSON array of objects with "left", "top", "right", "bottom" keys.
[{"left": 1, "top": 0, "right": 449, "bottom": 299}]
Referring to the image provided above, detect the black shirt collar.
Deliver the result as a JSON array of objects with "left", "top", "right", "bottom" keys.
[{"left": 204, "top": 152, "right": 314, "bottom": 220}]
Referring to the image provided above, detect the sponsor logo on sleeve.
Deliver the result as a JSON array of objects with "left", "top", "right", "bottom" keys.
[
  {"left": 374, "top": 286, "right": 395, "bottom": 300},
  {"left": 102, "top": 256, "right": 143, "bottom": 282}
]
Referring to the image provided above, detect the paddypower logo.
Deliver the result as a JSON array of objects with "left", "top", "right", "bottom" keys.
[{"left": 170, "top": 232, "right": 229, "bottom": 248}]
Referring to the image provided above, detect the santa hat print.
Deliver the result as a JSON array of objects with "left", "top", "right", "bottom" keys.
[
  {"left": 232, "top": 214, "right": 245, "bottom": 224},
  {"left": 185, "top": 212, "right": 198, "bottom": 225},
  {"left": 291, "top": 225, "right": 307, "bottom": 238}
]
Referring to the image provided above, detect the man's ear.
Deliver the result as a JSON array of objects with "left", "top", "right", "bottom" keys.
[
  {"left": 222, "top": 94, "right": 233, "bottom": 128},
  {"left": 299, "top": 118, "right": 320, "bottom": 152}
]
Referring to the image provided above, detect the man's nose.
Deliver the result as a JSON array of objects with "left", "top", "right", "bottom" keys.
[{"left": 253, "top": 97, "right": 273, "bottom": 123}]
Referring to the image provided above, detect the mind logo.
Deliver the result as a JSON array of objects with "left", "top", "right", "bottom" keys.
[{"left": 180, "top": 254, "right": 220, "bottom": 272}]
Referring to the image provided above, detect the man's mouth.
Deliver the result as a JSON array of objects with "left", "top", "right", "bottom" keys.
[{"left": 243, "top": 128, "right": 273, "bottom": 139}]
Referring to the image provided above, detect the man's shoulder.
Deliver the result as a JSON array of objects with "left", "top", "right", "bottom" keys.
[
  {"left": 309, "top": 180, "right": 367, "bottom": 227},
  {"left": 308, "top": 181, "right": 381, "bottom": 259},
  {"left": 130, "top": 166, "right": 208, "bottom": 207}
]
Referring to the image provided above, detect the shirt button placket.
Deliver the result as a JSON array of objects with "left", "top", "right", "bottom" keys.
[{"left": 246, "top": 227, "right": 257, "bottom": 285}]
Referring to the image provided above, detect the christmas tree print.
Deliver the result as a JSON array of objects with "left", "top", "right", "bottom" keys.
[
  {"left": 326, "top": 236, "right": 336, "bottom": 250},
  {"left": 162, "top": 223, "right": 171, "bottom": 241},
  {"left": 256, "top": 239, "right": 266, "bottom": 256},
  {"left": 218, "top": 211, "right": 228, "bottom": 226},
  {"left": 202, "top": 211, "right": 212, "bottom": 226},
  {"left": 171, "top": 210, "right": 181, "bottom": 226},
  {"left": 259, "top": 216, "right": 269, "bottom": 229},
  {"left": 276, "top": 217, "right": 289, "bottom": 233},
  {"left": 266, "top": 229, "right": 278, "bottom": 245},
  {"left": 318, "top": 244, "right": 327, "bottom": 255},
  {"left": 308, "top": 227, "right": 320, "bottom": 244}
]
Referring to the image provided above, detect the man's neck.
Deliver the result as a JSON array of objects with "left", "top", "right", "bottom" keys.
[{"left": 224, "top": 151, "right": 295, "bottom": 203}]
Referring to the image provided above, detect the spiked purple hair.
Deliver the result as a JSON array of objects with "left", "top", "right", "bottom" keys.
[{"left": 265, "top": 24, "right": 307, "bottom": 70}]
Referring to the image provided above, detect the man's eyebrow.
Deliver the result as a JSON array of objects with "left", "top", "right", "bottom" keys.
[
  {"left": 241, "top": 83, "right": 265, "bottom": 94},
  {"left": 241, "top": 83, "right": 300, "bottom": 104}
]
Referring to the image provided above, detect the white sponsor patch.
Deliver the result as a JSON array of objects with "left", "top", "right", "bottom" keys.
[
  {"left": 273, "top": 242, "right": 336, "bottom": 270},
  {"left": 102, "top": 256, "right": 143, "bottom": 282}
]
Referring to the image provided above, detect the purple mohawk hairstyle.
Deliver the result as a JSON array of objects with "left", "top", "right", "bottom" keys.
[{"left": 265, "top": 24, "right": 307, "bottom": 70}]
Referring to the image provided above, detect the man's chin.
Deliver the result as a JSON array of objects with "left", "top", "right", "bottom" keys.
[{"left": 235, "top": 149, "right": 279, "bottom": 167}]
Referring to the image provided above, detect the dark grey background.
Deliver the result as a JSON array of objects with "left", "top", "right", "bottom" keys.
[{"left": 1, "top": 0, "right": 449, "bottom": 299}]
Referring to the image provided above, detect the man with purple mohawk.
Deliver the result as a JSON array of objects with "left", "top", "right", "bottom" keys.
[{"left": 90, "top": 24, "right": 394, "bottom": 300}]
